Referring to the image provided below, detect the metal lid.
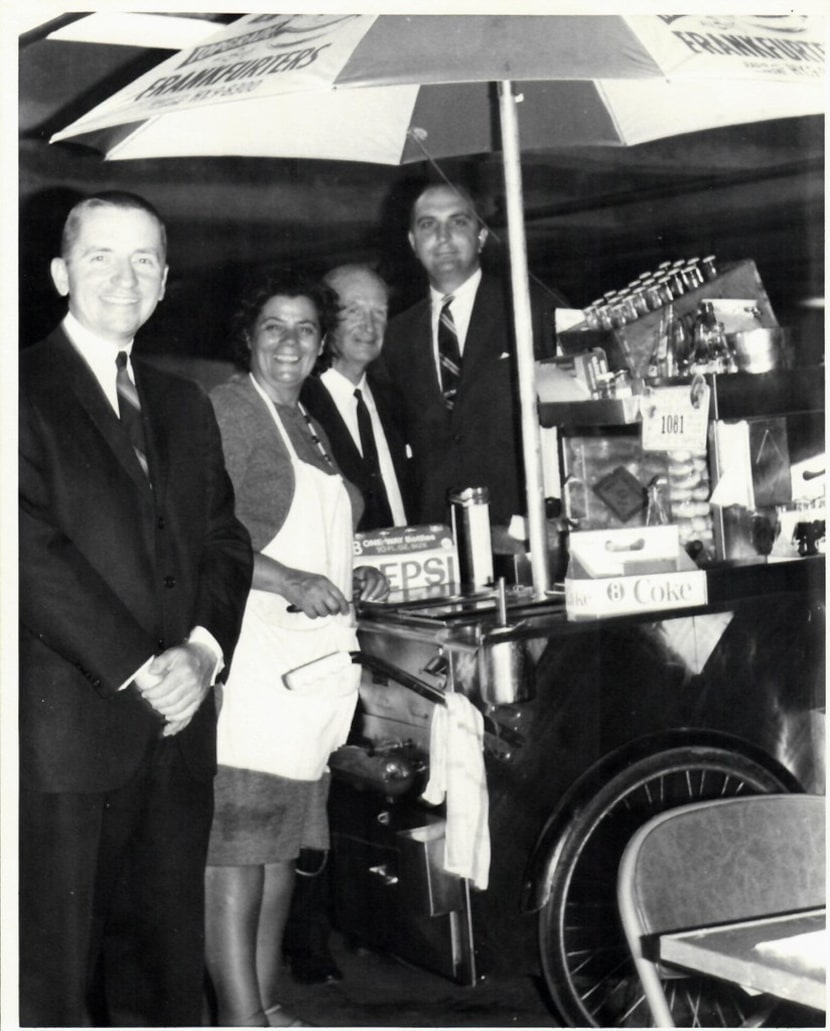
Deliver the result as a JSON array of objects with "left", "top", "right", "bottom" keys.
[{"left": 448, "top": 485, "right": 490, "bottom": 505}]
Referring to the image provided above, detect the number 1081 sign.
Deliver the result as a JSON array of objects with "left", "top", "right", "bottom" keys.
[{"left": 641, "top": 384, "right": 710, "bottom": 453}]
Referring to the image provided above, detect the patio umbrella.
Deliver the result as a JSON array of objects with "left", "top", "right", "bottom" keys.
[
  {"left": 52, "top": 13, "right": 826, "bottom": 594},
  {"left": 51, "top": 13, "right": 825, "bottom": 159}
]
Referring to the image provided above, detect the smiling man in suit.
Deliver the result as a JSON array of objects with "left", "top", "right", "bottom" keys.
[
  {"left": 381, "top": 183, "right": 566, "bottom": 546},
  {"left": 291, "top": 263, "right": 411, "bottom": 987},
  {"left": 301, "top": 264, "right": 411, "bottom": 531},
  {"left": 18, "top": 191, "right": 252, "bottom": 1026}
]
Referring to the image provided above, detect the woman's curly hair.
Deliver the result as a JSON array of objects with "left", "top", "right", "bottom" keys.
[{"left": 231, "top": 267, "right": 339, "bottom": 370}]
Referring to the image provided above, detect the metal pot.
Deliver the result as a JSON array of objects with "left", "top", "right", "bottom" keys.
[
  {"left": 480, "top": 629, "right": 535, "bottom": 706},
  {"left": 727, "top": 327, "right": 789, "bottom": 374},
  {"left": 479, "top": 578, "right": 535, "bottom": 706}
]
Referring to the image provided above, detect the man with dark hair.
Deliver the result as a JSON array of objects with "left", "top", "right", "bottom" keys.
[
  {"left": 19, "top": 191, "right": 252, "bottom": 1026},
  {"left": 381, "top": 182, "right": 566, "bottom": 544}
]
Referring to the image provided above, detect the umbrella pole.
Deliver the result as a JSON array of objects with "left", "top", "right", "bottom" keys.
[{"left": 497, "top": 80, "right": 549, "bottom": 598}]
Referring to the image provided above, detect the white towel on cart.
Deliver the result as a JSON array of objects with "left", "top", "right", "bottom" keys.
[{"left": 422, "top": 692, "right": 490, "bottom": 890}]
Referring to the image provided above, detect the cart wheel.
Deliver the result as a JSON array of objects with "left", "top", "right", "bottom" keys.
[{"left": 537, "top": 745, "right": 796, "bottom": 1028}]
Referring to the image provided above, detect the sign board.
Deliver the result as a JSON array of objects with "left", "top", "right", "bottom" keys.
[
  {"left": 564, "top": 526, "right": 707, "bottom": 621},
  {"left": 354, "top": 524, "right": 458, "bottom": 594}
]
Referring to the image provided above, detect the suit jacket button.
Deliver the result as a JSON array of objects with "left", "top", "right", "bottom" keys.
[
  {"left": 164, "top": 576, "right": 176, "bottom": 589},
  {"left": 157, "top": 516, "right": 167, "bottom": 529}
]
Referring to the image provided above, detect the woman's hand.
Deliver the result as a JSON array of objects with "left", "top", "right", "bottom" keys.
[
  {"left": 252, "top": 554, "right": 350, "bottom": 618},
  {"left": 353, "top": 565, "right": 390, "bottom": 603},
  {"left": 282, "top": 570, "right": 351, "bottom": 618}
]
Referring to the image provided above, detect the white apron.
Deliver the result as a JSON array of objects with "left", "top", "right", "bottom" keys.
[{"left": 217, "top": 376, "right": 360, "bottom": 781}]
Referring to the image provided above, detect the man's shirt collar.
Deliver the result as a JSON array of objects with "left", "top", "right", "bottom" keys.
[
  {"left": 62, "top": 312, "right": 135, "bottom": 411},
  {"left": 429, "top": 266, "right": 482, "bottom": 309},
  {"left": 63, "top": 311, "right": 133, "bottom": 358},
  {"left": 321, "top": 365, "right": 367, "bottom": 398}
]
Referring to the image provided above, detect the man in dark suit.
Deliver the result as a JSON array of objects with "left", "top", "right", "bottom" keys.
[
  {"left": 18, "top": 191, "right": 252, "bottom": 1026},
  {"left": 381, "top": 183, "right": 566, "bottom": 546},
  {"left": 289, "top": 264, "right": 411, "bottom": 987},
  {"left": 301, "top": 264, "right": 411, "bottom": 531}
]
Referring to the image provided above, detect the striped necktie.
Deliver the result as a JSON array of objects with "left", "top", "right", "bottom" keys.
[
  {"left": 437, "top": 294, "right": 461, "bottom": 410},
  {"left": 115, "top": 351, "right": 149, "bottom": 479},
  {"left": 354, "top": 388, "right": 393, "bottom": 529}
]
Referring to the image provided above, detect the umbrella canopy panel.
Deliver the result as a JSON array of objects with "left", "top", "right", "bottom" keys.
[
  {"left": 70, "top": 76, "right": 825, "bottom": 165},
  {"left": 51, "top": 13, "right": 825, "bottom": 149},
  {"left": 335, "top": 15, "right": 666, "bottom": 86}
]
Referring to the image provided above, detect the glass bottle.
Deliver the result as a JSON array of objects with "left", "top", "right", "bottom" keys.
[
  {"left": 597, "top": 306, "right": 614, "bottom": 332},
  {"left": 619, "top": 296, "right": 639, "bottom": 324},
  {"left": 669, "top": 269, "right": 686, "bottom": 297},
  {"left": 631, "top": 289, "right": 650, "bottom": 317},
  {"left": 669, "top": 311, "right": 692, "bottom": 375},
  {"left": 645, "top": 285, "right": 663, "bottom": 312},
  {"left": 691, "top": 300, "right": 730, "bottom": 374},
  {"left": 645, "top": 476, "right": 670, "bottom": 526},
  {"left": 683, "top": 260, "right": 704, "bottom": 290},
  {"left": 701, "top": 255, "right": 718, "bottom": 280},
  {"left": 656, "top": 277, "right": 675, "bottom": 304}
]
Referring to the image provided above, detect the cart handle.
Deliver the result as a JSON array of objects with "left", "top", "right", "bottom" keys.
[{"left": 349, "top": 651, "right": 525, "bottom": 750}]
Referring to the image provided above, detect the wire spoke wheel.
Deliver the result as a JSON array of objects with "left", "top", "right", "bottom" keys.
[{"left": 538, "top": 745, "right": 795, "bottom": 1027}]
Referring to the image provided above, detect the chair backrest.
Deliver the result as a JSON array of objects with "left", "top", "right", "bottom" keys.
[{"left": 617, "top": 793, "right": 826, "bottom": 1027}]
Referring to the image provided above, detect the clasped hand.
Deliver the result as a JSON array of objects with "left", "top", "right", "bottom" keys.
[{"left": 134, "top": 640, "right": 215, "bottom": 737}]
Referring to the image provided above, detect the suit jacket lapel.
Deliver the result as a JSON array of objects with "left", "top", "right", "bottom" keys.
[
  {"left": 134, "top": 359, "right": 169, "bottom": 502},
  {"left": 451, "top": 277, "right": 502, "bottom": 425},
  {"left": 459, "top": 277, "right": 502, "bottom": 381},
  {"left": 413, "top": 301, "right": 445, "bottom": 406},
  {"left": 305, "top": 378, "right": 365, "bottom": 487},
  {"left": 54, "top": 329, "right": 153, "bottom": 496}
]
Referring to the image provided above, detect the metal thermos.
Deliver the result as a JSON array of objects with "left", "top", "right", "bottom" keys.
[{"left": 449, "top": 486, "right": 494, "bottom": 588}]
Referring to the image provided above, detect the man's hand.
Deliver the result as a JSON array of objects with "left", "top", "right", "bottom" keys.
[{"left": 134, "top": 641, "right": 216, "bottom": 735}]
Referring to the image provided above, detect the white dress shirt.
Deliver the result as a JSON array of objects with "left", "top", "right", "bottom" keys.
[
  {"left": 63, "top": 310, "right": 137, "bottom": 410},
  {"left": 429, "top": 266, "right": 482, "bottom": 382},
  {"left": 319, "top": 366, "right": 407, "bottom": 526},
  {"left": 61, "top": 313, "right": 223, "bottom": 688}
]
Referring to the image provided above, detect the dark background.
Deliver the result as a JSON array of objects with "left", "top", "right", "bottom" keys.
[{"left": 19, "top": 15, "right": 825, "bottom": 365}]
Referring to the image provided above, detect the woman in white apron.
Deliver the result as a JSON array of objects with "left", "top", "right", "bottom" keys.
[{"left": 204, "top": 273, "right": 388, "bottom": 1028}]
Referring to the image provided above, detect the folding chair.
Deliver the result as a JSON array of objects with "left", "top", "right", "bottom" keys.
[{"left": 617, "top": 793, "right": 826, "bottom": 1027}]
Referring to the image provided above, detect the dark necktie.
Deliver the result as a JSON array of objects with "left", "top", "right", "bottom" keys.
[
  {"left": 115, "top": 351, "right": 149, "bottom": 480},
  {"left": 354, "top": 387, "right": 393, "bottom": 529},
  {"left": 437, "top": 294, "right": 461, "bottom": 410}
]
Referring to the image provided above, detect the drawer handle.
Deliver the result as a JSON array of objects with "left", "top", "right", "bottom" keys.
[{"left": 368, "top": 863, "right": 398, "bottom": 887}]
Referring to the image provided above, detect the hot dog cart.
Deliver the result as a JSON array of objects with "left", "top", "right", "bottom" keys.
[{"left": 328, "top": 262, "right": 825, "bottom": 1028}]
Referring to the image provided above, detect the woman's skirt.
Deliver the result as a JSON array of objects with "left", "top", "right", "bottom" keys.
[{"left": 207, "top": 764, "right": 330, "bottom": 866}]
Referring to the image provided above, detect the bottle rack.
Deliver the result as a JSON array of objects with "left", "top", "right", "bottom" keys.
[{"left": 557, "top": 259, "right": 778, "bottom": 378}]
